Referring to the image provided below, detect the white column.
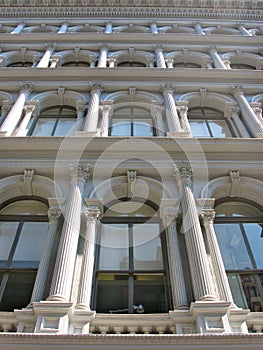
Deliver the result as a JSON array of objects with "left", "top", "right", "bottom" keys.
[
  {"left": 238, "top": 25, "right": 252, "bottom": 36},
  {"left": 151, "top": 103, "right": 165, "bottom": 136},
  {"left": 155, "top": 46, "right": 166, "bottom": 68},
  {"left": 174, "top": 167, "right": 217, "bottom": 301},
  {"left": 200, "top": 209, "right": 234, "bottom": 303},
  {"left": 105, "top": 22, "right": 112, "bottom": 34},
  {"left": 0, "top": 84, "right": 32, "bottom": 136},
  {"left": 225, "top": 103, "right": 250, "bottom": 138},
  {"left": 166, "top": 58, "right": 174, "bottom": 69},
  {"left": 76, "top": 206, "right": 100, "bottom": 310},
  {"left": 100, "top": 101, "right": 112, "bottom": 136},
  {"left": 232, "top": 87, "right": 263, "bottom": 137},
  {"left": 195, "top": 23, "right": 205, "bottom": 35},
  {"left": 50, "top": 57, "right": 59, "bottom": 68},
  {"left": 162, "top": 87, "right": 182, "bottom": 134},
  {"left": 48, "top": 165, "right": 89, "bottom": 302},
  {"left": 37, "top": 45, "right": 54, "bottom": 68},
  {"left": 11, "top": 22, "right": 24, "bottom": 34},
  {"left": 83, "top": 85, "right": 102, "bottom": 133},
  {"left": 176, "top": 101, "right": 192, "bottom": 134},
  {"left": 160, "top": 201, "right": 188, "bottom": 309},
  {"left": 209, "top": 47, "right": 227, "bottom": 69},
  {"left": 30, "top": 203, "right": 62, "bottom": 303},
  {"left": 97, "top": 45, "right": 108, "bottom": 67},
  {"left": 58, "top": 22, "right": 68, "bottom": 34},
  {"left": 150, "top": 22, "right": 158, "bottom": 34},
  {"left": 75, "top": 104, "right": 86, "bottom": 131},
  {"left": 15, "top": 105, "right": 35, "bottom": 136}
]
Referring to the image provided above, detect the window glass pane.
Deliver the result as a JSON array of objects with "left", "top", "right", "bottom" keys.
[
  {"left": 12, "top": 222, "right": 48, "bottom": 268},
  {"left": 227, "top": 273, "right": 247, "bottom": 309},
  {"left": 0, "top": 200, "right": 48, "bottom": 215},
  {"left": 32, "top": 118, "right": 56, "bottom": 136},
  {"left": 96, "top": 274, "right": 128, "bottom": 313},
  {"left": 243, "top": 223, "right": 263, "bottom": 269},
  {"left": 134, "top": 274, "right": 167, "bottom": 313},
  {"left": 133, "top": 224, "right": 163, "bottom": 270},
  {"left": 189, "top": 120, "right": 210, "bottom": 137},
  {"left": 216, "top": 202, "right": 262, "bottom": 217},
  {"left": 111, "top": 120, "right": 131, "bottom": 136},
  {"left": 54, "top": 118, "right": 75, "bottom": 136},
  {"left": 134, "top": 120, "right": 153, "bottom": 136},
  {"left": 240, "top": 274, "right": 263, "bottom": 312},
  {"left": 0, "top": 271, "right": 36, "bottom": 311},
  {"left": 208, "top": 120, "right": 230, "bottom": 137},
  {"left": 99, "top": 224, "right": 129, "bottom": 270},
  {"left": 214, "top": 224, "right": 252, "bottom": 270},
  {"left": 105, "top": 202, "right": 156, "bottom": 217},
  {"left": 0, "top": 222, "right": 18, "bottom": 266}
]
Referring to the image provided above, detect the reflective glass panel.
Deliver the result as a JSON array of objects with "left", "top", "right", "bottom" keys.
[
  {"left": 243, "top": 223, "right": 263, "bottom": 269},
  {"left": 99, "top": 224, "right": 129, "bottom": 270},
  {"left": 208, "top": 120, "right": 231, "bottom": 137},
  {"left": 227, "top": 273, "right": 247, "bottom": 309},
  {"left": 0, "top": 222, "right": 18, "bottom": 266},
  {"left": 189, "top": 120, "right": 210, "bottom": 137},
  {"left": 134, "top": 120, "right": 153, "bottom": 136},
  {"left": 133, "top": 224, "right": 163, "bottom": 270},
  {"left": 32, "top": 118, "right": 56, "bottom": 136},
  {"left": 111, "top": 120, "right": 131, "bottom": 136},
  {"left": 54, "top": 118, "right": 75, "bottom": 136}
]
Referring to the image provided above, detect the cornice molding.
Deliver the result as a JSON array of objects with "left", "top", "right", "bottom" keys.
[{"left": 0, "top": 0, "right": 262, "bottom": 20}]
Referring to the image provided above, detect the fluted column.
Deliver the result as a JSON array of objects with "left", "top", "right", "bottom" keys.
[
  {"left": 48, "top": 165, "right": 89, "bottom": 302},
  {"left": 200, "top": 209, "right": 234, "bottom": 303},
  {"left": 162, "top": 86, "right": 182, "bottom": 134},
  {"left": 195, "top": 23, "right": 205, "bottom": 35},
  {"left": 174, "top": 167, "right": 217, "bottom": 301},
  {"left": 58, "top": 22, "right": 68, "bottom": 34},
  {"left": 105, "top": 22, "right": 112, "bottom": 33},
  {"left": 209, "top": 47, "right": 227, "bottom": 69},
  {"left": 225, "top": 103, "right": 250, "bottom": 137},
  {"left": 15, "top": 105, "right": 35, "bottom": 136},
  {"left": 100, "top": 101, "right": 112, "bottom": 136},
  {"left": 160, "top": 200, "right": 188, "bottom": 309},
  {"left": 37, "top": 45, "right": 54, "bottom": 68},
  {"left": 151, "top": 22, "right": 158, "bottom": 34},
  {"left": 238, "top": 25, "right": 252, "bottom": 36},
  {"left": 176, "top": 101, "right": 191, "bottom": 134},
  {"left": 97, "top": 45, "right": 108, "bottom": 67},
  {"left": 83, "top": 85, "right": 102, "bottom": 133},
  {"left": 11, "top": 22, "right": 24, "bottom": 34},
  {"left": 76, "top": 206, "right": 100, "bottom": 310},
  {"left": 231, "top": 87, "right": 263, "bottom": 137},
  {"left": 75, "top": 104, "right": 86, "bottom": 131},
  {"left": 155, "top": 46, "right": 166, "bottom": 68},
  {"left": 31, "top": 202, "right": 62, "bottom": 303},
  {"left": 0, "top": 84, "right": 32, "bottom": 136}
]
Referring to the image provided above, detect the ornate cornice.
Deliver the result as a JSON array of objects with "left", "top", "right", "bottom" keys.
[{"left": 0, "top": 0, "right": 262, "bottom": 19}]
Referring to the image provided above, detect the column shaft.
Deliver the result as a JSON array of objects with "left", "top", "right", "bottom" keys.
[
  {"left": 0, "top": 87, "right": 31, "bottom": 136},
  {"left": 11, "top": 23, "right": 24, "bottom": 34},
  {"left": 233, "top": 88, "right": 263, "bottom": 137},
  {"left": 105, "top": 22, "right": 112, "bottom": 33},
  {"left": 174, "top": 167, "right": 216, "bottom": 301},
  {"left": 48, "top": 166, "right": 89, "bottom": 301},
  {"left": 155, "top": 47, "right": 166, "bottom": 68},
  {"left": 76, "top": 208, "right": 100, "bottom": 309},
  {"left": 151, "top": 22, "right": 158, "bottom": 34},
  {"left": 100, "top": 104, "right": 112, "bottom": 136},
  {"left": 37, "top": 47, "right": 53, "bottom": 68},
  {"left": 152, "top": 105, "right": 165, "bottom": 136},
  {"left": 195, "top": 23, "right": 205, "bottom": 35},
  {"left": 15, "top": 105, "right": 35, "bottom": 136},
  {"left": 201, "top": 210, "right": 233, "bottom": 303},
  {"left": 98, "top": 46, "right": 108, "bottom": 67},
  {"left": 162, "top": 89, "right": 182, "bottom": 133},
  {"left": 58, "top": 22, "right": 68, "bottom": 34},
  {"left": 31, "top": 206, "right": 61, "bottom": 302},
  {"left": 83, "top": 87, "right": 102, "bottom": 132},
  {"left": 210, "top": 48, "right": 227, "bottom": 69},
  {"left": 239, "top": 25, "right": 252, "bottom": 36}
]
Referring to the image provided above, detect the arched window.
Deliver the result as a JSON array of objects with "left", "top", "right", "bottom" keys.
[
  {"left": 214, "top": 201, "right": 263, "bottom": 311},
  {"left": 117, "top": 61, "right": 146, "bottom": 67},
  {"left": 230, "top": 63, "right": 256, "bottom": 70},
  {"left": 29, "top": 105, "right": 76, "bottom": 136},
  {"left": 62, "top": 61, "right": 90, "bottom": 67},
  {"left": 94, "top": 200, "right": 168, "bottom": 314},
  {"left": 188, "top": 107, "right": 233, "bottom": 137},
  {"left": 7, "top": 62, "right": 32, "bottom": 67},
  {"left": 0, "top": 199, "right": 48, "bottom": 311},
  {"left": 109, "top": 106, "right": 155, "bottom": 137}
]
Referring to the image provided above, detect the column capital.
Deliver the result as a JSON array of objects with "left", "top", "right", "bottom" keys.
[
  {"left": 160, "top": 198, "right": 179, "bottom": 224},
  {"left": 99, "top": 43, "right": 110, "bottom": 50},
  {"left": 46, "top": 43, "right": 56, "bottom": 51},
  {"left": 160, "top": 83, "right": 175, "bottom": 95},
  {"left": 84, "top": 207, "right": 101, "bottom": 222},
  {"left": 176, "top": 101, "right": 189, "bottom": 114},
  {"left": 90, "top": 82, "right": 103, "bottom": 93},
  {"left": 23, "top": 104, "right": 35, "bottom": 114},
  {"left": 69, "top": 165, "right": 90, "bottom": 183},
  {"left": 76, "top": 103, "right": 86, "bottom": 113},
  {"left": 173, "top": 166, "right": 193, "bottom": 186},
  {"left": 154, "top": 44, "right": 163, "bottom": 51},
  {"left": 230, "top": 85, "right": 244, "bottom": 97},
  {"left": 200, "top": 209, "right": 216, "bottom": 224},
  {"left": 20, "top": 82, "right": 33, "bottom": 94},
  {"left": 48, "top": 207, "right": 62, "bottom": 224}
]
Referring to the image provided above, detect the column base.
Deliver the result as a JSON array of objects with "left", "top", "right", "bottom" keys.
[
  {"left": 0, "top": 131, "right": 8, "bottom": 137},
  {"left": 69, "top": 306, "right": 96, "bottom": 334}
]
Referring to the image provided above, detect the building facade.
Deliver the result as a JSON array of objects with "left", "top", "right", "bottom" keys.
[{"left": 0, "top": 0, "right": 263, "bottom": 349}]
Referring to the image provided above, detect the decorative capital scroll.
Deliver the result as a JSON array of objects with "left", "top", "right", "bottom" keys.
[
  {"left": 159, "top": 198, "right": 179, "bottom": 226},
  {"left": 48, "top": 207, "right": 62, "bottom": 224},
  {"left": 200, "top": 209, "right": 216, "bottom": 225},
  {"left": 84, "top": 207, "right": 101, "bottom": 222},
  {"left": 20, "top": 82, "right": 33, "bottom": 94},
  {"left": 69, "top": 165, "right": 90, "bottom": 183},
  {"left": 173, "top": 166, "right": 193, "bottom": 187},
  {"left": 160, "top": 83, "right": 175, "bottom": 95},
  {"left": 90, "top": 82, "right": 103, "bottom": 93},
  {"left": 23, "top": 104, "right": 35, "bottom": 114}
]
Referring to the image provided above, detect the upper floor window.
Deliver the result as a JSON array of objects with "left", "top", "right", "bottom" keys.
[
  {"left": 29, "top": 105, "right": 76, "bottom": 136},
  {"left": 214, "top": 201, "right": 263, "bottom": 312},
  {"left": 94, "top": 201, "right": 168, "bottom": 314},
  {"left": 188, "top": 107, "right": 233, "bottom": 137},
  {"left": 0, "top": 199, "right": 48, "bottom": 311},
  {"left": 109, "top": 106, "right": 155, "bottom": 137}
]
